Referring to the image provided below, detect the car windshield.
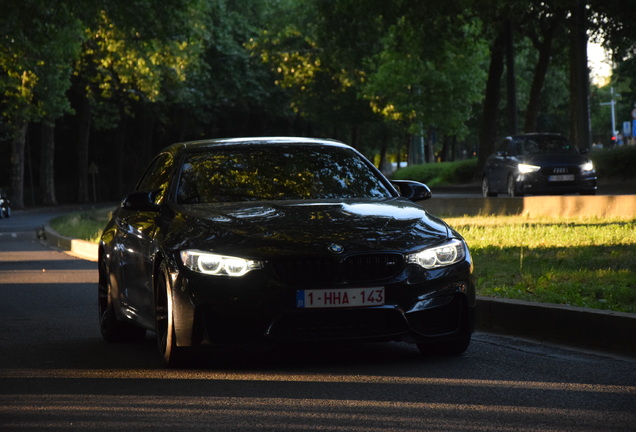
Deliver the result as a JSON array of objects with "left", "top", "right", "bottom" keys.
[
  {"left": 522, "top": 137, "right": 578, "bottom": 155},
  {"left": 176, "top": 145, "right": 394, "bottom": 203}
]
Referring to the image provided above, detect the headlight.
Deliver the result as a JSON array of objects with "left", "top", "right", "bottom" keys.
[
  {"left": 580, "top": 161, "right": 594, "bottom": 173},
  {"left": 518, "top": 163, "right": 541, "bottom": 174},
  {"left": 180, "top": 250, "right": 263, "bottom": 277},
  {"left": 406, "top": 239, "right": 467, "bottom": 269}
]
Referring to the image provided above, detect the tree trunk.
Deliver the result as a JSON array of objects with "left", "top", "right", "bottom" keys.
[
  {"left": 114, "top": 125, "right": 125, "bottom": 198},
  {"left": 569, "top": 0, "right": 591, "bottom": 149},
  {"left": 140, "top": 105, "right": 155, "bottom": 167},
  {"left": 77, "top": 96, "right": 90, "bottom": 203},
  {"left": 40, "top": 120, "right": 57, "bottom": 205},
  {"left": 504, "top": 19, "right": 518, "bottom": 135},
  {"left": 525, "top": 26, "right": 554, "bottom": 133},
  {"left": 378, "top": 141, "right": 387, "bottom": 173},
  {"left": 9, "top": 119, "right": 28, "bottom": 209},
  {"left": 426, "top": 126, "right": 435, "bottom": 163},
  {"left": 477, "top": 28, "right": 506, "bottom": 172}
]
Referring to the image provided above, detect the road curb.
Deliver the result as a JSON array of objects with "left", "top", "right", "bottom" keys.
[
  {"left": 43, "top": 224, "right": 98, "bottom": 262},
  {"left": 42, "top": 221, "right": 636, "bottom": 359},
  {"left": 421, "top": 194, "right": 636, "bottom": 218},
  {"left": 476, "top": 297, "right": 636, "bottom": 358}
]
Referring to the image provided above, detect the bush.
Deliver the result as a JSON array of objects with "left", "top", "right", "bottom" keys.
[
  {"left": 392, "top": 159, "right": 478, "bottom": 185},
  {"left": 590, "top": 146, "right": 636, "bottom": 179}
]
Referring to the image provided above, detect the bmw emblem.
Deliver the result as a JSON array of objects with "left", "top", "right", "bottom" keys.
[{"left": 328, "top": 243, "right": 344, "bottom": 254}]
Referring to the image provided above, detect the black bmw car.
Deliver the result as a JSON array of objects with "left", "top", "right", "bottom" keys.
[
  {"left": 482, "top": 133, "right": 597, "bottom": 197},
  {"left": 98, "top": 137, "right": 475, "bottom": 366}
]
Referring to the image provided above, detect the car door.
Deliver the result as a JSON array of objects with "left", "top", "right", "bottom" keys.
[{"left": 114, "top": 153, "right": 174, "bottom": 329}]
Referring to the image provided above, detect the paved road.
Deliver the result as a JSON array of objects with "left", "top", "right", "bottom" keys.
[{"left": 1, "top": 208, "right": 635, "bottom": 431}]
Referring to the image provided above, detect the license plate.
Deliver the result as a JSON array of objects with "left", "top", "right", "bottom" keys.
[
  {"left": 548, "top": 174, "right": 575, "bottom": 182},
  {"left": 296, "top": 287, "right": 385, "bottom": 309}
]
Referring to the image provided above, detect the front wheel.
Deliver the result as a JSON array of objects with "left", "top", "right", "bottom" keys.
[
  {"left": 98, "top": 273, "right": 146, "bottom": 343},
  {"left": 507, "top": 175, "right": 523, "bottom": 197},
  {"left": 482, "top": 176, "right": 497, "bottom": 197},
  {"left": 155, "top": 261, "right": 187, "bottom": 367}
]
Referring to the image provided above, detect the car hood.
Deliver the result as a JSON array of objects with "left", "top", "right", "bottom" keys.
[
  {"left": 521, "top": 153, "right": 589, "bottom": 166},
  {"left": 167, "top": 198, "right": 451, "bottom": 257}
]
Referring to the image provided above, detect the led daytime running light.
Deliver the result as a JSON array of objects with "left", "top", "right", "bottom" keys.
[
  {"left": 518, "top": 163, "right": 541, "bottom": 174},
  {"left": 407, "top": 239, "right": 466, "bottom": 269},
  {"left": 181, "top": 250, "right": 262, "bottom": 277}
]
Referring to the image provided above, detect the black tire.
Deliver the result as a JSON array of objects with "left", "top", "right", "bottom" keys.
[
  {"left": 482, "top": 176, "right": 497, "bottom": 197},
  {"left": 98, "top": 273, "right": 146, "bottom": 343},
  {"left": 507, "top": 175, "right": 523, "bottom": 197},
  {"left": 155, "top": 261, "right": 187, "bottom": 367}
]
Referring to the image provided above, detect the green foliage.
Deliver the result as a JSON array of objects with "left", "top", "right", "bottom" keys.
[
  {"left": 77, "top": 0, "right": 210, "bottom": 126},
  {"left": 392, "top": 159, "right": 478, "bottom": 185},
  {"left": 446, "top": 216, "right": 636, "bottom": 313},
  {"left": 0, "top": 0, "right": 84, "bottom": 126},
  {"left": 3, "top": 0, "right": 636, "bottom": 205},
  {"left": 363, "top": 13, "right": 488, "bottom": 139},
  {"left": 589, "top": 146, "right": 636, "bottom": 179},
  {"left": 49, "top": 208, "right": 113, "bottom": 243}
]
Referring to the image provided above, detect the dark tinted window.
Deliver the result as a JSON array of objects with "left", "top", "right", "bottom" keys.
[
  {"left": 176, "top": 145, "right": 393, "bottom": 203},
  {"left": 497, "top": 139, "right": 513, "bottom": 154},
  {"left": 136, "top": 153, "right": 173, "bottom": 204},
  {"left": 522, "top": 136, "right": 578, "bottom": 154}
]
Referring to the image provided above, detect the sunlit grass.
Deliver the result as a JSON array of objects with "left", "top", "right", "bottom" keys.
[
  {"left": 49, "top": 208, "right": 113, "bottom": 243},
  {"left": 445, "top": 216, "right": 636, "bottom": 313},
  {"left": 446, "top": 215, "right": 636, "bottom": 247}
]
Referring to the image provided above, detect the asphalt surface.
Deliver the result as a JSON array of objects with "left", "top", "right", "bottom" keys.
[{"left": 1, "top": 206, "right": 635, "bottom": 431}]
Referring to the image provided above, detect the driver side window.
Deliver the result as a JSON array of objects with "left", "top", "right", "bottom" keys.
[
  {"left": 135, "top": 153, "right": 173, "bottom": 205},
  {"left": 497, "top": 139, "right": 511, "bottom": 155}
]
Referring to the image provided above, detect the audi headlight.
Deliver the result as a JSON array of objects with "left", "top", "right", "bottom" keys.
[
  {"left": 580, "top": 161, "right": 594, "bottom": 173},
  {"left": 407, "top": 239, "right": 467, "bottom": 269},
  {"left": 518, "top": 163, "right": 541, "bottom": 174},
  {"left": 181, "top": 250, "right": 263, "bottom": 277}
]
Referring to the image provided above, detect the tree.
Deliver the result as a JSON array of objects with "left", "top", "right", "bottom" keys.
[
  {"left": 523, "top": 3, "right": 568, "bottom": 133},
  {"left": 0, "top": 0, "right": 83, "bottom": 208},
  {"left": 71, "top": 0, "right": 210, "bottom": 200},
  {"left": 363, "top": 12, "right": 488, "bottom": 163}
]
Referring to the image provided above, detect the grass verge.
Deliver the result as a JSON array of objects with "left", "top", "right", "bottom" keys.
[
  {"left": 446, "top": 216, "right": 636, "bottom": 313},
  {"left": 49, "top": 208, "right": 113, "bottom": 244},
  {"left": 50, "top": 209, "right": 636, "bottom": 313}
]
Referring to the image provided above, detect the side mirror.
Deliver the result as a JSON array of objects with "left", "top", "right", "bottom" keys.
[
  {"left": 121, "top": 190, "right": 161, "bottom": 212},
  {"left": 391, "top": 180, "right": 432, "bottom": 201}
]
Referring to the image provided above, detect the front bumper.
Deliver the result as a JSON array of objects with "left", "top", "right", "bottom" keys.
[
  {"left": 517, "top": 172, "right": 597, "bottom": 195},
  {"left": 170, "top": 261, "right": 476, "bottom": 348}
]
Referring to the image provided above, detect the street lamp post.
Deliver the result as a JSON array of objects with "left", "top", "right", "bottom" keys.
[{"left": 600, "top": 87, "right": 619, "bottom": 142}]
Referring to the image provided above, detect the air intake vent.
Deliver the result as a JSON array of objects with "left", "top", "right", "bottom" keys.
[{"left": 272, "top": 253, "right": 404, "bottom": 285}]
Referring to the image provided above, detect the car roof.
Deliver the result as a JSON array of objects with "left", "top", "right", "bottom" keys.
[{"left": 163, "top": 136, "right": 351, "bottom": 154}]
